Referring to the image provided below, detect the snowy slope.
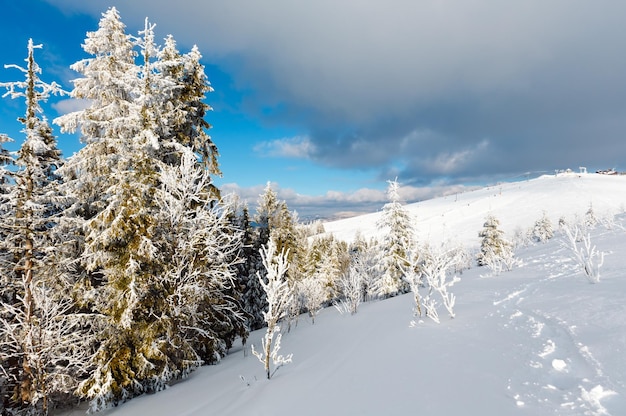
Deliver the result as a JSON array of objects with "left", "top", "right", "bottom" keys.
[
  {"left": 323, "top": 172, "right": 626, "bottom": 247},
  {"left": 58, "top": 174, "right": 626, "bottom": 416}
]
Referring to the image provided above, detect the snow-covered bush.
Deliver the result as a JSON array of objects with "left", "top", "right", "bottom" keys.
[
  {"left": 298, "top": 277, "right": 326, "bottom": 324},
  {"left": 403, "top": 244, "right": 461, "bottom": 323},
  {"left": 482, "top": 244, "right": 518, "bottom": 276},
  {"left": 421, "top": 245, "right": 461, "bottom": 321},
  {"left": 251, "top": 238, "right": 293, "bottom": 379},
  {"left": 0, "top": 282, "right": 97, "bottom": 415},
  {"left": 334, "top": 255, "right": 366, "bottom": 315},
  {"left": 512, "top": 226, "right": 532, "bottom": 249},
  {"left": 349, "top": 235, "right": 382, "bottom": 301},
  {"left": 562, "top": 224, "right": 605, "bottom": 284}
]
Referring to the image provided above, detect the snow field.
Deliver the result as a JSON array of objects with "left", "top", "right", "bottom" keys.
[
  {"left": 59, "top": 173, "right": 626, "bottom": 416},
  {"left": 61, "top": 218, "right": 626, "bottom": 416}
]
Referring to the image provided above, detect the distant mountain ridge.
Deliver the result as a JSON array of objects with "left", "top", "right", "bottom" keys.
[{"left": 323, "top": 172, "right": 626, "bottom": 248}]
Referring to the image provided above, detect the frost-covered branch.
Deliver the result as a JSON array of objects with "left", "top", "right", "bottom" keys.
[
  {"left": 403, "top": 243, "right": 462, "bottom": 324},
  {"left": 252, "top": 237, "right": 293, "bottom": 379},
  {"left": 0, "top": 281, "right": 97, "bottom": 414},
  {"left": 334, "top": 256, "right": 365, "bottom": 315},
  {"left": 562, "top": 224, "right": 605, "bottom": 283},
  {"left": 298, "top": 278, "right": 326, "bottom": 324}
]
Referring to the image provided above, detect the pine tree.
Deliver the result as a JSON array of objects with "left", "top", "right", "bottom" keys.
[
  {"left": 0, "top": 39, "right": 94, "bottom": 416},
  {"left": 477, "top": 214, "right": 514, "bottom": 272},
  {"left": 155, "top": 36, "right": 220, "bottom": 199},
  {"left": 54, "top": 7, "right": 140, "bottom": 220},
  {"left": 242, "top": 182, "right": 282, "bottom": 329},
  {"left": 255, "top": 182, "right": 280, "bottom": 247},
  {"left": 376, "top": 179, "right": 414, "bottom": 296},
  {"left": 532, "top": 211, "right": 554, "bottom": 243},
  {"left": 52, "top": 9, "right": 173, "bottom": 410},
  {"left": 53, "top": 10, "right": 245, "bottom": 410},
  {"left": 235, "top": 204, "right": 267, "bottom": 331}
]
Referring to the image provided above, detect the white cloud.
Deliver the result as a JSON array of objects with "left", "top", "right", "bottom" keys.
[
  {"left": 52, "top": 98, "right": 91, "bottom": 115},
  {"left": 253, "top": 136, "right": 316, "bottom": 159},
  {"left": 220, "top": 180, "right": 477, "bottom": 220},
  {"left": 425, "top": 140, "right": 489, "bottom": 175}
]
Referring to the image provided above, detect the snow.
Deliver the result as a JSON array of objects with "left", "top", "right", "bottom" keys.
[
  {"left": 59, "top": 172, "right": 626, "bottom": 415},
  {"left": 324, "top": 172, "right": 626, "bottom": 247}
]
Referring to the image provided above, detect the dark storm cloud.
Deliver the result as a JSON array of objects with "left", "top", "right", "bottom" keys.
[{"left": 48, "top": 0, "right": 626, "bottom": 184}]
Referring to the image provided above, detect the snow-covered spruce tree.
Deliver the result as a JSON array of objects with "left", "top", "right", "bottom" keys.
[
  {"left": 235, "top": 183, "right": 281, "bottom": 332},
  {"left": 476, "top": 214, "right": 514, "bottom": 274},
  {"left": 53, "top": 10, "right": 245, "bottom": 410},
  {"left": 54, "top": 7, "right": 140, "bottom": 221},
  {"left": 532, "top": 211, "right": 554, "bottom": 243},
  {"left": 254, "top": 182, "right": 302, "bottom": 270},
  {"left": 255, "top": 182, "right": 279, "bottom": 247},
  {"left": 235, "top": 203, "right": 267, "bottom": 331},
  {"left": 248, "top": 183, "right": 305, "bottom": 330},
  {"left": 297, "top": 234, "right": 349, "bottom": 325},
  {"left": 376, "top": 179, "right": 414, "bottom": 297},
  {"left": 53, "top": 10, "right": 156, "bottom": 409},
  {"left": 0, "top": 40, "right": 95, "bottom": 415},
  {"left": 252, "top": 237, "right": 293, "bottom": 380},
  {"left": 272, "top": 201, "right": 301, "bottom": 272}
]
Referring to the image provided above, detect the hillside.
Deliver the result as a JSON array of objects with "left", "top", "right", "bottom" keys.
[
  {"left": 58, "top": 173, "right": 626, "bottom": 416},
  {"left": 323, "top": 172, "right": 626, "bottom": 247}
]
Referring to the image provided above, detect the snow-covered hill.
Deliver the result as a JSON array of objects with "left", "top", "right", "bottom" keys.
[
  {"left": 60, "top": 173, "right": 626, "bottom": 416},
  {"left": 324, "top": 172, "right": 626, "bottom": 247}
]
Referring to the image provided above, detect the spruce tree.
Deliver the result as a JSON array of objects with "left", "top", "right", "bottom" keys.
[
  {"left": 53, "top": 9, "right": 167, "bottom": 409},
  {"left": 532, "top": 211, "right": 554, "bottom": 243},
  {"left": 235, "top": 204, "right": 267, "bottom": 331},
  {"left": 155, "top": 36, "right": 221, "bottom": 199},
  {"left": 477, "top": 214, "right": 513, "bottom": 269},
  {"left": 376, "top": 179, "right": 414, "bottom": 296},
  {"left": 0, "top": 39, "right": 94, "bottom": 416},
  {"left": 53, "top": 9, "right": 246, "bottom": 410}
]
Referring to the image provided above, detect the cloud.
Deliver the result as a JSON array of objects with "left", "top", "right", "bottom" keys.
[
  {"left": 220, "top": 180, "right": 477, "bottom": 221},
  {"left": 52, "top": 98, "right": 91, "bottom": 115},
  {"left": 46, "top": 0, "right": 626, "bottom": 185},
  {"left": 253, "top": 136, "right": 316, "bottom": 159}
]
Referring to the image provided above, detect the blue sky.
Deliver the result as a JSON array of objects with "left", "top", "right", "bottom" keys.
[{"left": 2, "top": 1, "right": 626, "bottom": 219}]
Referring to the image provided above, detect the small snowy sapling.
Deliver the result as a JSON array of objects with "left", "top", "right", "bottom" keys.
[{"left": 251, "top": 237, "right": 293, "bottom": 379}]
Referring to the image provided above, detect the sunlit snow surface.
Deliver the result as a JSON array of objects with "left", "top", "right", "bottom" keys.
[
  {"left": 324, "top": 172, "right": 626, "bottom": 247},
  {"left": 62, "top": 173, "right": 626, "bottom": 415}
]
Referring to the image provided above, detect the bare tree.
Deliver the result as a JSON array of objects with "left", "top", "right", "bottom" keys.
[
  {"left": 252, "top": 238, "right": 293, "bottom": 379},
  {"left": 562, "top": 224, "right": 605, "bottom": 284}
]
